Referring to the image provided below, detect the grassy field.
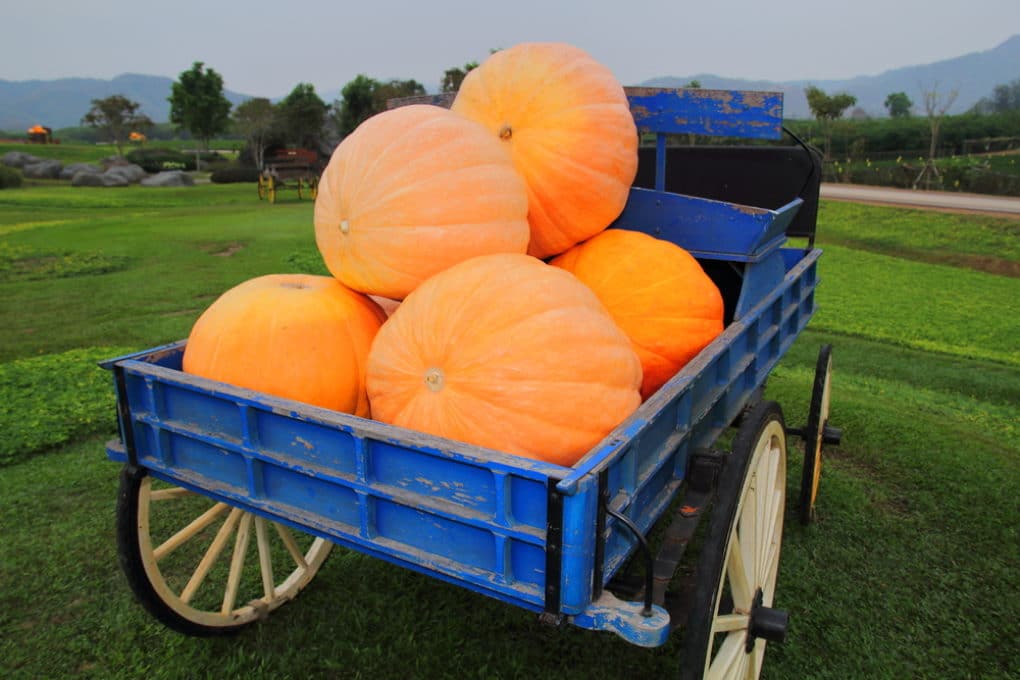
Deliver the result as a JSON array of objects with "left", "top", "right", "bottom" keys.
[
  {"left": 0, "top": 140, "right": 242, "bottom": 167},
  {"left": 1, "top": 142, "right": 115, "bottom": 164},
  {"left": 0, "top": 183, "right": 1017, "bottom": 679}
]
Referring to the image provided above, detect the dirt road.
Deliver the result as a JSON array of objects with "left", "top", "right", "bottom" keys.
[{"left": 820, "top": 183, "right": 1020, "bottom": 218}]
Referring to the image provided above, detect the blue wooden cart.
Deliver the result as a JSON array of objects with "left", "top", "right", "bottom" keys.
[{"left": 103, "top": 88, "right": 839, "bottom": 679}]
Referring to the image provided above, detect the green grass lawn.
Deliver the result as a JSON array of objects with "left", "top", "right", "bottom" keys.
[
  {"left": 0, "top": 186, "right": 1017, "bottom": 679},
  {"left": 0, "top": 142, "right": 114, "bottom": 164}
]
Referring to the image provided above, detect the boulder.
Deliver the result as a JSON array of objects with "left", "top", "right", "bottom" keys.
[
  {"left": 100, "top": 172, "right": 131, "bottom": 187},
  {"left": 103, "top": 163, "right": 147, "bottom": 184},
  {"left": 22, "top": 159, "right": 64, "bottom": 179},
  {"left": 140, "top": 171, "right": 194, "bottom": 187},
  {"left": 72, "top": 171, "right": 107, "bottom": 187},
  {"left": 60, "top": 163, "right": 103, "bottom": 180},
  {"left": 3, "top": 151, "right": 43, "bottom": 168}
]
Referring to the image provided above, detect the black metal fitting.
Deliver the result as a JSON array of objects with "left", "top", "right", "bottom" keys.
[{"left": 746, "top": 588, "right": 789, "bottom": 652}]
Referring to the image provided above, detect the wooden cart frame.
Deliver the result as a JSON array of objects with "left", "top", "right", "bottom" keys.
[
  {"left": 103, "top": 88, "right": 842, "bottom": 680},
  {"left": 257, "top": 148, "right": 321, "bottom": 203}
]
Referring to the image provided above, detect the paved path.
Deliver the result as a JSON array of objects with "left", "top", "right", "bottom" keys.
[{"left": 820, "top": 183, "right": 1020, "bottom": 217}]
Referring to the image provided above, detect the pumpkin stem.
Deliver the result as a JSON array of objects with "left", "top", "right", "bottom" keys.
[
  {"left": 498, "top": 124, "right": 512, "bottom": 141},
  {"left": 424, "top": 367, "right": 445, "bottom": 392}
]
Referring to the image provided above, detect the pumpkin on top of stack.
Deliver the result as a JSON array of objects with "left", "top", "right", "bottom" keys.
[
  {"left": 451, "top": 42, "right": 639, "bottom": 259},
  {"left": 313, "top": 103, "right": 530, "bottom": 300}
]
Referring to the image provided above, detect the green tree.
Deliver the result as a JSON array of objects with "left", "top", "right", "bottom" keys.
[
  {"left": 884, "top": 92, "right": 913, "bottom": 118},
  {"left": 805, "top": 85, "right": 857, "bottom": 160},
  {"left": 232, "top": 97, "right": 278, "bottom": 169},
  {"left": 332, "top": 77, "right": 427, "bottom": 140},
  {"left": 81, "top": 95, "right": 153, "bottom": 157},
  {"left": 169, "top": 62, "right": 232, "bottom": 151},
  {"left": 334, "top": 75, "right": 380, "bottom": 138},
  {"left": 684, "top": 79, "right": 703, "bottom": 88},
  {"left": 441, "top": 62, "right": 479, "bottom": 93},
  {"left": 276, "top": 83, "right": 328, "bottom": 149},
  {"left": 372, "top": 79, "right": 427, "bottom": 112}
]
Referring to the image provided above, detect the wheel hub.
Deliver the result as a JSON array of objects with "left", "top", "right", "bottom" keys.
[{"left": 746, "top": 588, "right": 789, "bottom": 652}]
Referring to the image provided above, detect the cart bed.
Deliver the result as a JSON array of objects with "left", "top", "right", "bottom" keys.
[{"left": 105, "top": 87, "right": 821, "bottom": 646}]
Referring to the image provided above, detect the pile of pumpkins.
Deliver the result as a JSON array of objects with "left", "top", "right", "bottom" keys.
[{"left": 183, "top": 42, "right": 724, "bottom": 468}]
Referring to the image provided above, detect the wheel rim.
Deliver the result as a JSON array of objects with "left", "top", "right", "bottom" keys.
[
  {"left": 809, "top": 359, "right": 832, "bottom": 507},
  {"left": 703, "top": 418, "right": 787, "bottom": 679},
  {"left": 267, "top": 177, "right": 276, "bottom": 204},
  {"left": 135, "top": 476, "right": 332, "bottom": 629},
  {"left": 257, "top": 175, "right": 265, "bottom": 199},
  {"left": 799, "top": 345, "right": 833, "bottom": 524}
]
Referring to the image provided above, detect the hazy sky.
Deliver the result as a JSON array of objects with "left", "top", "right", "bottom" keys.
[{"left": 2, "top": 0, "right": 1018, "bottom": 98}]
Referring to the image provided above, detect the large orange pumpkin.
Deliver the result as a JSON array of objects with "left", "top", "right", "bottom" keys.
[
  {"left": 182, "top": 274, "right": 387, "bottom": 416},
  {"left": 451, "top": 42, "right": 638, "bottom": 259},
  {"left": 365, "top": 253, "right": 642, "bottom": 466},
  {"left": 314, "top": 104, "right": 530, "bottom": 300},
  {"left": 551, "top": 229, "right": 724, "bottom": 400}
]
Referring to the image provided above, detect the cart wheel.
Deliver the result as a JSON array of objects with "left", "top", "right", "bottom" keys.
[
  {"left": 798, "top": 344, "right": 834, "bottom": 525},
  {"left": 116, "top": 466, "right": 332, "bottom": 636},
  {"left": 681, "top": 401, "right": 788, "bottom": 680},
  {"left": 267, "top": 176, "right": 276, "bottom": 204},
  {"left": 296, "top": 178, "right": 304, "bottom": 200},
  {"left": 309, "top": 177, "right": 318, "bottom": 200},
  {"left": 257, "top": 174, "right": 266, "bottom": 200}
]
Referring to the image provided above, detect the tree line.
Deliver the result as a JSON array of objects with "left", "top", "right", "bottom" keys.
[
  {"left": 801, "top": 80, "right": 1020, "bottom": 188},
  {"left": 80, "top": 61, "right": 1020, "bottom": 175},
  {"left": 80, "top": 60, "right": 481, "bottom": 164}
]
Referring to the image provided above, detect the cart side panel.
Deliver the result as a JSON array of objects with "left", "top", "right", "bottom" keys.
[
  {"left": 111, "top": 358, "right": 566, "bottom": 608},
  {"left": 558, "top": 248, "right": 821, "bottom": 596}
]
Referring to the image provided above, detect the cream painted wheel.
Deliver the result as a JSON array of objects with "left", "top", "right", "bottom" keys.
[
  {"left": 116, "top": 466, "right": 332, "bottom": 635},
  {"left": 799, "top": 344, "right": 833, "bottom": 525},
  {"left": 683, "top": 401, "right": 788, "bottom": 680}
]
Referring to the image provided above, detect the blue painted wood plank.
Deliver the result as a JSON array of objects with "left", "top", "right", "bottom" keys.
[
  {"left": 624, "top": 87, "right": 784, "bottom": 140},
  {"left": 610, "top": 188, "right": 802, "bottom": 261}
]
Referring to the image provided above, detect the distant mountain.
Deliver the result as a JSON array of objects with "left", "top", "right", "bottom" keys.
[
  {"left": 2, "top": 36, "right": 1018, "bottom": 130},
  {"left": 0, "top": 73, "right": 250, "bottom": 131},
  {"left": 642, "top": 34, "right": 1020, "bottom": 119}
]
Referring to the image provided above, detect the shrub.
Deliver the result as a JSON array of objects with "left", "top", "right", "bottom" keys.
[
  {"left": 125, "top": 148, "right": 225, "bottom": 172},
  {"left": 209, "top": 166, "right": 261, "bottom": 183},
  {"left": 0, "top": 165, "right": 22, "bottom": 189},
  {"left": 0, "top": 347, "right": 132, "bottom": 466},
  {"left": 126, "top": 148, "right": 194, "bottom": 172}
]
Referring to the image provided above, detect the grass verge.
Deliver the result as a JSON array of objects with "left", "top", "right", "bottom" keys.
[{"left": 0, "top": 186, "right": 1016, "bottom": 678}]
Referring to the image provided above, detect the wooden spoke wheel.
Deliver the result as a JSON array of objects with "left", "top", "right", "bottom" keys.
[
  {"left": 682, "top": 401, "right": 788, "bottom": 680},
  {"left": 296, "top": 178, "right": 304, "bottom": 200},
  {"left": 309, "top": 177, "right": 319, "bottom": 200},
  {"left": 798, "top": 344, "right": 834, "bottom": 525},
  {"left": 266, "top": 176, "right": 277, "bottom": 204},
  {"left": 257, "top": 174, "right": 267, "bottom": 200},
  {"left": 116, "top": 466, "right": 332, "bottom": 636}
]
